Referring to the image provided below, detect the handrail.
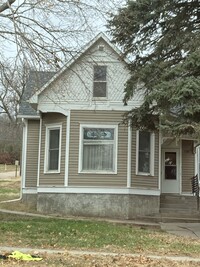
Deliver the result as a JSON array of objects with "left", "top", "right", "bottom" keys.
[{"left": 190, "top": 175, "right": 199, "bottom": 211}]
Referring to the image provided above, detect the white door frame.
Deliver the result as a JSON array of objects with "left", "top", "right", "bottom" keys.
[{"left": 161, "top": 148, "right": 180, "bottom": 194}]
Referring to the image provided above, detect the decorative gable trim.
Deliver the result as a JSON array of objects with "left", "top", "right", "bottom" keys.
[{"left": 29, "top": 32, "right": 129, "bottom": 104}]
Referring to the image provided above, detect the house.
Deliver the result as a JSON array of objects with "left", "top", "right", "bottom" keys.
[{"left": 18, "top": 33, "right": 198, "bottom": 219}]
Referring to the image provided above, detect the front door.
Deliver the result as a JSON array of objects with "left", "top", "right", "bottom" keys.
[{"left": 162, "top": 149, "right": 180, "bottom": 193}]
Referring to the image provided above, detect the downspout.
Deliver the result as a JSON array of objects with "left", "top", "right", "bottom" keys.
[
  {"left": 0, "top": 118, "right": 27, "bottom": 204},
  {"left": 127, "top": 118, "right": 132, "bottom": 188}
]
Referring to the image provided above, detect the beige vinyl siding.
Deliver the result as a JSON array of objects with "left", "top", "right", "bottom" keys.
[
  {"left": 39, "top": 113, "right": 66, "bottom": 186},
  {"left": 131, "top": 129, "right": 159, "bottom": 189},
  {"left": 25, "top": 120, "right": 40, "bottom": 187},
  {"left": 68, "top": 110, "right": 128, "bottom": 187},
  {"left": 182, "top": 140, "right": 195, "bottom": 193}
]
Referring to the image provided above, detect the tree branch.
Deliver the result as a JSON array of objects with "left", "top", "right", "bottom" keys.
[{"left": 0, "top": 0, "right": 16, "bottom": 13}]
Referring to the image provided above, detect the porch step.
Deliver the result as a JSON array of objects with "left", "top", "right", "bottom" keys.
[
  {"left": 160, "top": 194, "right": 199, "bottom": 210},
  {"left": 135, "top": 194, "right": 200, "bottom": 223}
]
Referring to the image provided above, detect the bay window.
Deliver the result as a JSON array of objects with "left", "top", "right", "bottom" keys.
[{"left": 79, "top": 125, "right": 118, "bottom": 173}]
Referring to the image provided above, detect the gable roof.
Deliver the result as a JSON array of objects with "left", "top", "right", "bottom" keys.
[
  {"left": 18, "top": 71, "right": 56, "bottom": 117},
  {"left": 29, "top": 32, "right": 128, "bottom": 104}
]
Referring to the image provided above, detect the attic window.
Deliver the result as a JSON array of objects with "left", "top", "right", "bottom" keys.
[
  {"left": 93, "top": 65, "right": 107, "bottom": 98},
  {"left": 98, "top": 45, "right": 104, "bottom": 51}
]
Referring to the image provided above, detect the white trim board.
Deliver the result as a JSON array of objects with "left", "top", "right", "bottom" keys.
[{"left": 23, "top": 187, "right": 160, "bottom": 196}]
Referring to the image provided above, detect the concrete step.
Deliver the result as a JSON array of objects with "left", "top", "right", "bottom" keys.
[
  {"left": 160, "top": 194, "right": 199, "bottom": 211},
  {"left": 160, "top": 203, "right": 198, "bottom": 210},
  {"left": 160, "top": 208, "right": 199, "bottom": 216}
]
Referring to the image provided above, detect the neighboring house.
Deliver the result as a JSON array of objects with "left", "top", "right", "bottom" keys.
[{"left": 18, "top": 33, "right": 198, "bottom": 219}]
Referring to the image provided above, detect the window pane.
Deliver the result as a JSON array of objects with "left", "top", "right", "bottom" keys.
[
  {"left": 93, "top": 82, "right": 106, "bottom": 97},
  {"left": 165, "top": 152, "right": 176, "bottom": 180},
  {"left": 139, "top": 151, "right": 150, "bottom": 173},
  {"left": 94, "top": 66, "right": 106, "bottom": 81},
  {"left": 49, "top": 129, "right": 59, "bottom": 149},
  {"left": 139, "top": 132, "right": 150, "bottom": 151},
  {"left": 48, "top": 128, "right": 60, "bottom": 171},
  {"left": 83, "top": 144, "right": 113, "bottom": 171},
  {"left": 49, "top": 150, "right": 59, "bottom": 170},
  {"left": 138, "top": 131, "right": 151, "bottom": 173},
  {"left": 84, "top": 128, "right": 114, "bottom": 140}
]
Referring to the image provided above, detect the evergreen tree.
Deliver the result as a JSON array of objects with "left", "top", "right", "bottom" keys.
[{"left": 109, "top": 0, "right": 200, "bottom": 137}]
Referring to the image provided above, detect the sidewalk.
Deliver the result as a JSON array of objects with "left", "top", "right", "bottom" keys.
[
  {"left": 160, "top": 222, "right": 200, "bottom": 239},
  {"left": 0, "top": 171, "right": 18, "bottom": 179},
  {"left": 0, "top": 245, "right": 200, "bottom": 262}
]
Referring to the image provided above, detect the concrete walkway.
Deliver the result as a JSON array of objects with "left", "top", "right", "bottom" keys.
[
  {"left": 160, "top": 222, "right": 200, "bottom": 239},
  {"left": 0, "top": 245, "right": 200, "bottom": 262}
]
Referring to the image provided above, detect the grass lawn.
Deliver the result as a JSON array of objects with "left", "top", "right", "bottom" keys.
[
  {"left": 1, "top": 213, "right": 200, "bottom": 266},
  {"left": 1, "top": 172, "right": 200, "bottom": 266},
  {"left": 0, "top": 178, "right": 20, "bottom": 202},
  {"left": 1, "top": 213, "right": 200, "bottom": 256}
]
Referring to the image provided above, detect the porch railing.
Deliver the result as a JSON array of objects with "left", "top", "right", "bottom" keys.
[{"left": 191, "top": 175, "right": 200, "bottom": 211}]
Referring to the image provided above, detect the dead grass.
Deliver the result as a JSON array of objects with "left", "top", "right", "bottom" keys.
[{"left": 0, "top": 253, "right": 200, "bottom": 267}]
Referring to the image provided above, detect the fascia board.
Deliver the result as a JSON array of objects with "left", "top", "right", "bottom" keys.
[{"left": 29, "top": 94, "right": 38, "bottom": 104}]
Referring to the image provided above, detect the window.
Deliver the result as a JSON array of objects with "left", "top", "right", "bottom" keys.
[
  {"left": 93, "top": 65, "right": 107, "bottom": 97},
  {"left": 45, "top": 125, "right": 62, "bottom": 173},
  {"left": 79, "top": 125, "right": 118, "bottom": 173},
  {"left": 137, "top": 131, "right": 155, "bottom": 175},
  {"left": 164, "top": 152, "right": 177, "bottom": 180}
]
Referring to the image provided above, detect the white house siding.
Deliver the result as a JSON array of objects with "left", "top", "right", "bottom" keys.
[
  {"left": 182, "top": 140, "right": 195, "bottom": 193},
  {"left": 25, "top": 120, "right": 40, "bottom": 187},
  {"left": 68, "top": 110, "right": 128, "bottom": 187},
  {"left": 39, "top": 112, "right": 66, "bottom": 186},
  {"left": 131, "top": 129, "right": 159, "bottom": 189}
]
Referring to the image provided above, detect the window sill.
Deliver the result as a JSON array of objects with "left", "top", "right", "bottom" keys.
[
  {"left": 44, "top": 170, "right": 60, "bottom": 174},
  {"left": 79, "top": 170, "right": 117, "bottom": 175},
  {"left": 92, "top": 97, "right": 107, "bottom": 101},
  {"left": 136, "top": 172, "right": 154, "bottom": 176}
]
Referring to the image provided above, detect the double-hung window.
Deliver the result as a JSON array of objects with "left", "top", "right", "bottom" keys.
[
  {"left": 79, "top": 125, "right": 118, "bottom": 173},
  {"left": 137, "top": 131, "right": 155, "bottom": 175},
  {"left": 93, "top": 65, "right": 107, "bottom": 98},
  {"left": 45, "top": 124, "right": 62, "bottom": 173}
]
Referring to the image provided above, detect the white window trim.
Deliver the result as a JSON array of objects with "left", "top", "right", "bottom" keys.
[
  {"left": 79, "top": 124, "right": 118, "bottom": 174},
  {"left": 93, "top": 65, "right": 107, "bottom": 99},
  {"left": 44, "top": 123, "right": 62, "bottom": 174},
  {"left": 136, "top": 130, "right": 155, "bottom": 176}
]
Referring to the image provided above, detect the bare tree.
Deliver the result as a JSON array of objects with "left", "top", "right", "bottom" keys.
[{"left": 0, "top": 0, "right": 124, "bottom": 120}]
